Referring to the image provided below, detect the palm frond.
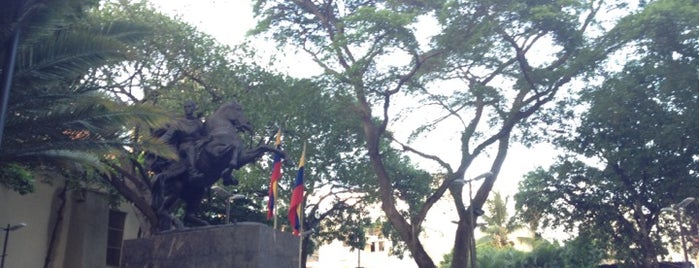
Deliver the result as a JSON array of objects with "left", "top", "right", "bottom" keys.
[
  {"left": 3, "top": 91, "right": 173, "bottom": 161},
  {"left": 2, "top": 0, "right": 98, "bottom": 54},
  {"left": 137, "top": 135, "right": 178, "bottom": 160},
  {"left": 1, "top": 0, "right": 159, "bottom": 195},
  {"left": 15, "top": 31, "right": 128, "bottom": 82},
  {"left": 12, "top": 149, "right": 109, "bottom": 174},
  {"left": 95, "top": 20, "right": 152, "bottom": 45}
]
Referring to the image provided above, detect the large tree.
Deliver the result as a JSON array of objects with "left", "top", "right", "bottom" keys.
[
  {"left": 86, "top": 3, "right": 407, "bottom": 259},
  {"left": 515, "top": 0, "right": 699, "bottom": 266},
  {"left": 251, "top": 0, "right": 632, "bottom": 266}
]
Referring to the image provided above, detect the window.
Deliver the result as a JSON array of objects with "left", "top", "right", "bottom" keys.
[{"left": 106, "top": 210, "right": 126, "bottom": 267}]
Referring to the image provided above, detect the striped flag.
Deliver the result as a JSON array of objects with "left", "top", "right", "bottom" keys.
[
  {"left": 288, "top": 144, "right": 306, "bottom": 235},
  {"left": 267, "top": 129, "right": 283, "bottom": 220}
]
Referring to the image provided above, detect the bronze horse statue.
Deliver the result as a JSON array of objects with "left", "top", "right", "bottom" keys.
[{"left": 150, "top": 100, "right": 280, "bottom": 231}]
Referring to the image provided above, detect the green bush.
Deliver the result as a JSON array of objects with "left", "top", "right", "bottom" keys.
[
  {"left": 439, "top": 237, "right": 605, "bottom": 268},
  {"left": 0, "top": 163, "right": 34, "bottom": 194}
]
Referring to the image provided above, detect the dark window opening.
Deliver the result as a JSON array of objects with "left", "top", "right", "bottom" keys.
[{"left": 106, "top": 210, "right": 126, "bottom": 267}]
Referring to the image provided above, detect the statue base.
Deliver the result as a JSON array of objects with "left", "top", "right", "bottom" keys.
[{"left": 121, "top": 222, "right": 300, "bottom": 268}]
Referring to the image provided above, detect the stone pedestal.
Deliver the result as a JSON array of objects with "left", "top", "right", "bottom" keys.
[{"left": 121, "top": 222, "right": 300, "bottom": 268}]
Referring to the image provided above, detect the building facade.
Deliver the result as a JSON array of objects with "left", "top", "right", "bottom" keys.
[
  {"left": 310, "top": 234, "right": 417, "bottom": 268},
  {"left": 1, "top": 180, "right": 141, "bottom": 268}
]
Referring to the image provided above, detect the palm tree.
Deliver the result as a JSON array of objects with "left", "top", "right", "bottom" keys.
[
  {"left": 478, "top": 191, "right": 529, "bottom": 249},
  {"left": 0, "top": 0, "right": 171, "bottom": 193}
]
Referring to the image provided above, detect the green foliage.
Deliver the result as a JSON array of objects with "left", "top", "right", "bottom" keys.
[
  {"left": 479, "top": 191, "right": 525, "bottom": 248},
  {"left": 440, "top": 237, "right": 603, "bottom": 268},
  {"left": 515, "top": 0, "right": 699, "bottom": 265},
  {"left": 517, "top": 240, "right": 565, "bottom": 267},
  {"left": 0, "top": 0, "right": 169, "bottom": 194},
  {"left": 630, "top": 0, "right": 699, "bottom": 59},
  {"left": 197, "top": 189, "right": 267, "bottom": 225},
  {"left": 560, "top": 234, "right": 609, "bottom": 268},
  {"left": 87, "top": 2, "right": 409, "bottom": 255},
  {"left": 385, "top": 147, "right": 433, "bottom": 217},
  {"left": 252, "top": 0, "right": 640, "bottom": 267},
  {"left": 0, "top": 163, "right": 34, "bottom": 194},
  {"left": 93, "top": 1, "right": 248, "bottom": 107},
  {"left": 477, "top": 245, "right": 526, "bottom": 268}
]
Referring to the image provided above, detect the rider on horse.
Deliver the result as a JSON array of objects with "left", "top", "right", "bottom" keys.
[
  {"left": 157, "top": 100, "right": 207, "bottom": 181},
  {"left": 149, "top": 99, "right": 264, "bottom": 231}
]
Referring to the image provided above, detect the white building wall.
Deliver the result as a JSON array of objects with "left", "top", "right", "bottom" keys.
[
  {"left": 1, "top": 180, "right": 62, "bottom": 268},
  {"left": 314, "top": 237, "right": 417, "bottom": 268},
  {"left": 1, "top": 180, "right": 142, "bottom": 268}
]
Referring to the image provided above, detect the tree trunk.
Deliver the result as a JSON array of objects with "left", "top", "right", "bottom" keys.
[
  {"left": 451, "top": 135, "right": 510, "bottom": 268},
  {"left": 43, "top": 182, "right": 67, "bottom": 268},
  {"left": 358, "top": 100, "right": 436, "bottom": 268},
  {"left": 107, "top": 173, "right": 159, "bottom": 233},
  {"left": 452, "top": 217, "right": 474, "bottom": 268},
  {"left": 102, "top": 164, "right": 159, "bottom": 234}
]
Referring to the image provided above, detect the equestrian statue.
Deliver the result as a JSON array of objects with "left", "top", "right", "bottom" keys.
[{"left": 148, "top": 99, "right": 281, "bottom": 231}]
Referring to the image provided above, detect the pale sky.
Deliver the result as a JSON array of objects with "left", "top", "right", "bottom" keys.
[{"left": 149, "top": 0, "right": 255, "bottom": 47}]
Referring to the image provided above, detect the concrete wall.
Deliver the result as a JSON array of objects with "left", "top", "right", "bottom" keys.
[
  {"left": 122, "top": 222, "right": 300, "bottom": 268},
  {"left": 1, "top": 180, "right": 142, "bottom": 268},
  {"left": 62, "top": 190, "right": 110, "bottom": 268},
  {"left": 1, "top": 180, "right": 63, "bottom": 268}
]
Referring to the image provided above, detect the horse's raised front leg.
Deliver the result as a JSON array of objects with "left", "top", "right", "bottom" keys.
[{"left": 221, "top": 147, "right": 242, "bottom": 186}]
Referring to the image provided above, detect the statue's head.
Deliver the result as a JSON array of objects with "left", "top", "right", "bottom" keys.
[{"left": 183, "top": 100, "right": 197, "bottom": 117}]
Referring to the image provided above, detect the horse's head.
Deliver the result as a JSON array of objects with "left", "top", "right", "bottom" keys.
[{"left": 210, "top": 100, "right": 253, "bottom": 133}]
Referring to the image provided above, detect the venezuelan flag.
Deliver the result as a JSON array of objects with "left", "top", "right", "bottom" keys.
[
  {"left": 288, "top": 144, "right": 306, "bottom": 235},
  {"left": 267, "top": 129, "right": 282, "bottom": 220}
]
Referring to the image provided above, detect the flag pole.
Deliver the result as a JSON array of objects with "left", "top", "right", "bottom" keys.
[
  {"left": 299, "top": 198, "right": 305, "bottom": 268},
  {"left": 298, "top": 143, "right": 306, "bottom": 268},
  {"left": 274, "top": 129, "right": 281, "bottom": 230},
  {"left": 289, "top": 142, "right": 306, "bottom": 268},
  {"left": 269, "top": 128, "right": 282, "bottom": 230},
  {"left": 297, "top": 189, "right": 304, "bottom": 268},
  {"left": 298, "top": 230, "right": 303, "bottom": 268}
]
